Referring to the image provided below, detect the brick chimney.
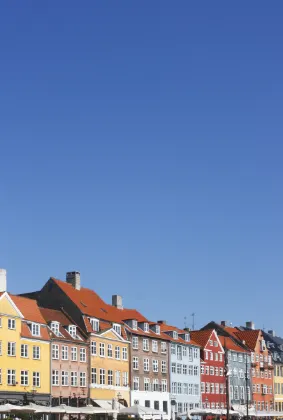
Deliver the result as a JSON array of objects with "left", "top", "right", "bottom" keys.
[
  {"left": 66, "top": 271, "right": 81, "bottom": 290},
  {"left": 157, "top": 320, "right": 167, "bottom": 325},
  {"left": 0, "top": 269, "right": 7, "bottom": 292},
  {"left": 246, "top": 321, "right": 255, "bottom": 330},
  {"left": 221, "top": 321, "right": 227, "bottom": 327},
  {"left": 112, "top": 295, "right": 123, "bottom": 309}
]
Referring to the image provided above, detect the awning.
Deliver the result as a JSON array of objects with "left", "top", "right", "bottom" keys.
[{"left": 92, "top": 399, "right": 121, "bottom": 413}]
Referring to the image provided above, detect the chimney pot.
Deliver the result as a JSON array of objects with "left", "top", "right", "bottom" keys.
[
  {"left": 246, "top": 321, "right": 255, "bottom": 330},
  {"left": 268, "top": 330, "right": 276, "bottom": 337},
  {"left": 66, "top": 271, "right": 81, "bottom": 290},
  {"left": 221, "top": 321, "right": 227, "bottom": 327},
  {"left": 0, "top": 269, "right": 7, "bottom": 292},
  {"left": 157, "top": 320, "right": 166, "bottom": 325},
  {"left": 112, "top": 295, "right": 123, "bottom": 310}
]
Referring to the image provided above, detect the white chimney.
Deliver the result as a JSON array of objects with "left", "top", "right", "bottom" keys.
[
  {"left": 246, "top": 321, "right": 255, "bottom": 330},
  {"left": 0, "top": 269, "right": 7, "bottom": 292},
  {"left": 112, "top": 295, "right": 123, "bottom": 309},
  {"left": 66, "top": 271, "right": 81, "bottom": 290}
]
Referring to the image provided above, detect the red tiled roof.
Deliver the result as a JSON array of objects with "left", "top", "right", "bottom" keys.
[
  {"left": 158, "top": 322, "right": 200, "bottom": 347},
  {"left": 218, "top": 336, "right": 248, "bottom": 353},
  {"left": 40, "top": 307, "right": 86, "bottom": 342},
  {"left": 10, "top": 294, "right": 47, "bottom": 324},
  {"left": 21, "top": 322, "right": 50, "bottom": 341},
  {"left": 232, "top": 330, "right": 260, "bottom": 351},
  {"left": 190, "top": 329, "right": 214, "bottom": 348}
]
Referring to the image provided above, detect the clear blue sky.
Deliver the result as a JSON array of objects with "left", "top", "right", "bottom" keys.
[{"left": 1, "top": 2, "right": 283, "bottom": 334}]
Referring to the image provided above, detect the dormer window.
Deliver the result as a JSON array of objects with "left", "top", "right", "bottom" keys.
[
  {"left": 132, "top": 320, "right": 138, "bottom": 330},
  {"left": 68, "top": 325, "right": 77, "bottom": 338},
  {"left": 31, "top": 323, "right": 40, "bottom": 337},
  {"left": 173, "top": 331, "right": 178, "bottom": 340},
  {"left": 89, "top": 318, "right": 99, "bottom": 332},
  {"left": 50, "top": 322, "right": 60, "bottom": 336},
  {"left": 156, "top": 325, "right": 160, "bottom": 335},
  {"left": 113, "top": 323, "right": 122, "bottom": 336},
  {"left": 144, "top": 323, "right": 149, "bottom": 332},
  {"left": 185, "top": 333, "right": 190, "bottom": 342}
]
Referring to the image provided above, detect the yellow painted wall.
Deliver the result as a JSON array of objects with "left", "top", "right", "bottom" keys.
[
  {"left": 90, "top": 330, "right": 130, "bottom": 404},
  {"left": 274, "top": 364, "right": 283, "bottom": 411},
  {"left": 0, "top": 295, "right": 50, "bottom": 395}
]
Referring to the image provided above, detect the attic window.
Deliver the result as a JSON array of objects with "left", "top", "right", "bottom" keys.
[
  {"left": 185, "top": 333, "right": 190, "bottom": 342},
  {"left": 173, "top": 331, "right": 178, "bottom": 340},
  {"left": 113, "top": 323, "right": 122, "bottom": 335},
  {"left": 132, "top": 320, "right": 138, "bottom": 330},
  {"left": 31, "top": 323, "right": 40, "bottom": 337},
  {"left": 144, "top": 323, "right": 149, "bottom": 332},
  {"left": 68, "top": 325, "right": 77, "bottom": 338},
  {"left": 155, "top": 325, "right": 160, "bottom": 335},
  {"left": 50, "top": 322, "right": 60, "bottom": 336},
  {"left": 89, "top": 318, "right": 99, "bottom": 332}
]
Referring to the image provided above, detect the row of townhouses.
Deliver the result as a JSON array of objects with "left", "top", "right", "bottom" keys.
[{"left": 0, "top": 269, "right": 282, "bottom": 417}]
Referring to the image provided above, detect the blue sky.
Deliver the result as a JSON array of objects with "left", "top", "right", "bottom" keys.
[{"left": 1, "top": 2, "right": 283, "bottom": 334}]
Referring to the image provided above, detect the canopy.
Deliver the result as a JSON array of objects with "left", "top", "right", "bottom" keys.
[{"left": 119, "top": 404, "right": 166, "bottom": 417}]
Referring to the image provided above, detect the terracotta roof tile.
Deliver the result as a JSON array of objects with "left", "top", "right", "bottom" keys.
[
  {"left": 21, "top": 322, "right": 50, "bottom": 341},
  {"left": 10, "top": 294, "right": 47, "bottom": 324},
  {"left": 232, "top": 330, "right": 260, "bottom": 351},
  {"left": 190, "top": 329, "right": 214, "bottom": 348},
  {"left": 218, "top": 336, "right": 248, "bottom": 353},
  {"left": 40, "top": 308, "right": 86, "bottom": 342},
  {"left": 158, "top": 323, "right": 200, "bottom": 347}
]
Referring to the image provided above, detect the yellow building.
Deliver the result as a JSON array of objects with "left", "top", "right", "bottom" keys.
[
  {"left": 0, "top": 292, "right": 51, "bottom": 404},
  {"left": 274, "top": 362, "right": 283, "bottom": 411},
  {"left": 89, "top": 327, "right": 130, "bottom": 407}
]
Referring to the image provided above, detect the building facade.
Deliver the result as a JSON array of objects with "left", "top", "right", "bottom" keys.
[
  {"left": 0, "top": 292, "right": 51, "bottom": 404},
  {"left": 40, "top": 308, "right": 89, "bottom": 407},
  {"left": 159, "top": 322, "right": 201, "bottom": 417},
  {"left": 191, "top": 330, "right": 226, "bottom": 410}
]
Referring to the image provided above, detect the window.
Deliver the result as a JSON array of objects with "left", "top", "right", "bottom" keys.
[
  {"left": 162, "top": 379, "right": 167, "bottom": 392},
  {"left": 80, "top": 348, "right": 86, "bottom": 362},
  {"left": 89, "top": 318, "right": 99, "bottom": 331},
  {"left": 113, "top": 323, "right": 121, "bottom": 335},
  {"left": 153, "top": 360, "right": 158, "bottom": 372},
  {"left": 50, "top": 322, "right": 60, "bottom": 336},
  {"left": 91, "top": 341, "right": 97, "bottom": 356},
  {"left": 193, "top": 348, "right": 198, "bottom": 358},
  {"left": 201, "top": 365, "right": 204, "bottom": 374},
  {"left": 215, "top": 352, "right": 218, "bottom": 361},
  {"left": 80, "top": 372, "right": 86, "bottom": 387},
  {"left": 31, "top": 323, "right": 40, "bottom": 337},
  {"left": 177, "top": 346, "right": 182, "bottom": 360},
  {"left": 215, "top": 383, "right": 219, "bottom": 394},
  {"left": 71, "top": 371, "right": 78, "bottom": 386},
  {"left": 108, "top": 370, "right": 113, "bottom": 385},
  {"left": 215, "top": 367, "right": 218, "bottom": 376},
  {"left": 184, "top": 383, "right": 188, "bottom": 394},
  {"left": 214, "top": 341, "right": 218, "bottom": 347},
  {"left": 189, "top": 365, "right": 193, "bottom": 375},
  {"left": 144, "top": 323, "right": 149, "bottom": 332},
  {"left": 107, "top": 344, "right": 113, "bottom": 358},
  {"left": 209, "top": 340, "right": 213, "bottom": 346},
  {"left": 177, "top": 364, "right": 182, "bottom": 374},
  {"left": 219, "top": 353, "right": 223, "bottom": 361},
  {"left": 194, "top": 366, "right": 199, "bottom": 376},
  {"left": 33, "top": 372, "right": 40, "bottom": 387},
  {"left": 122, "top": 347, "right": 128, "bottom": 360},
  {"left": 71, "top": 347, "right": 77, "bottom": 361},
  {"left": 52, "top": 370, "right": 59, "bottom": 386},
  {"left": 99, "top": 343, "right": 105, "bottom": 357},
  {"left": 132, "top": 320, "right": 138, "bottom": 330},
  {"left": 134, "top": 376, "right": 139, "bottom": 390},
  {"left": 219, "top": 368, "right": 223, "bottom": 376},
  {"left": 239, "top": 354, "right": 243, "bottom": 362},
  {"left": 201, "top": 382, "right": 205, "bottom": 393},
  {"left": 240, "top": 386, "right": 245, "bottom": 400},
  {"left": 21, "top": 370, "right": 28, "bottom": 386},
  {"left": 133, "top": 357, "right": 139, "bottom": 370},
  {"left": 211, "top": 383, "right": 215, "bottom": 394},
  {"left": 115, "top": 371, "right": 120, "bottom": 386},
  {"left": 234, "top": 386, "right": 239, "bottom": 400},
  {"left": 210, "top": 352, "right": 213, "bottom": 360},
  {"left": 144, "top": 358, "right": 149, "bottom": 372},
  {"left": 185, "top": 334, "right": 190, "bottom": 342},
  {"left": 210, "top": 366, "right": 214, "bottom": 375},
  {"left": 99, "top": 368, "right": 105, "bottom": 384},
  {"left": 220, "top": 384, "right": 224, "bottom": 394},
  {"left": 177, "top": 382, "right": 182, "bottom": 394},
  {"left": 91, "top": 368, "right": 97, "bottom": 384},
  {"left": 115, "top": 346, "right": 120, "bottom": 359},
  {"left": 153, "top": 379, "right": 159, "bottom": 391},
  {"left": 205, "top": 383, "right": 210, "bottom": 393},
  {"left": 172, "top": 382, "right": 177, "bottom": 393},
  {"left": 132, "top": 337, "right": 138, "bottom": 349},
  {"left": 143, "top": 339, "right": 149, "bottom": 351},
  {"left": 7, "top": 342, "right": 16, "bottom": 356},
  {"left": 154, "top": 401, "right": 160, "bottom": 410},
  {"left": 171, "top": 344, "right": 176, "bottom": 355},
  {"left": 123, "top": 371, "right": 128, "bottom": 386},
  {"left": 8, "top": 319, "right": 16, "bottom": 330},
  {"left": 155, "top": 325, "right": 160, "bottom": 335},
  {"left": 152, "top": 340, "right": 158, "bottom": 353},
  {"left": 233, "top": 353, "right": 237, "bottom": 362},
  {"left": 144, "top": 377, "right": 150, "bottom": 391},
  {"left": 33, "top": 346, "right": 40, "bottom": 360},
  {"left": 52, "top": 344, "right": 59, "bottom": 359},
  {"left": 161, "top": 361, "right": 167, "bottom": 373},
  {"left": 161, "top": 342, "right": 167, "bottom": 353},
  {"left": 21, "top": 344, "right": 28, "bottom": 358},
  {"left": 61, "top": 371, "right": 68, "bottom": 386},
  {"left": 205, "top": 350, "right": 208, "bottom": 360},
  {"left": 183, "top": 346, "right": 187, "bottom": 357},
  {"left": 172, "top": 363, "right": 176, "bottom": 373},
  {"left": 233, "top": 368, "right": 238, "bottom": 377},
  {"left": 183, "top": 364, "right": 188, "bottom": 375},
  {"left": 173, "top": 331, "right": 178, "bottom": 339},
  {"left": 62, "top": 346, "right": 68, "bottom": 360},
  {"left": 68, "top": 325, "right": 76, "bottom": 338}
]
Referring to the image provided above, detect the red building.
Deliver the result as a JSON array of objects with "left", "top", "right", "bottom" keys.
[{"left": 191, "top": 329, "right": 226, "bottom": 410}]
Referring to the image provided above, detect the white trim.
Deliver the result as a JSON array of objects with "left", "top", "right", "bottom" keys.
[
  {"left": 92, "top": 328, "right": 130, "bottom": 343},
  {"left": 204, "top": 330, "right": 224, "bottom": 353},
  {"left": 20, "top": 337, "right": 50, "bottom": 344},
  {"left": 0, "top": 293, "right": 24, "bottom": 318}
]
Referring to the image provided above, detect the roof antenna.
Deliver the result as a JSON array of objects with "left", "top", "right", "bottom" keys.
[
  {"left": 191, "top": 313, "right": 195, "bottom": 330},
  {"left": 184, "top": 316, "right": 187, "bottom": 328}
]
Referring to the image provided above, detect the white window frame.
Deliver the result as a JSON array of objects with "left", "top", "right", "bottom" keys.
[
  {"left": 33, "top": 371, "right": 40, "bottom": 387},
  {"left": 31, "top": 323, "right": 40, "bottom": 337},
  {"left": 21, "top": 344, "right": 28, "bottom": 358},
  {"left": 89, "top": 318, "right": 99, "bottom": 332},
  {"left": 80, "top": 347, "right": 86, "bottom": 362},
  {"left": 8, "top": 319, "right": 16, "bottom": 330},
  {"left": 33, "top": 346, "right": 40, "bottom": 360},
  {"left": 71, "top": 346, "right": 77, "bottom": 361}
]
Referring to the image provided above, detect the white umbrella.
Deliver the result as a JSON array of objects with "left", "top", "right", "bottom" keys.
[{"left": 119, "top": 405, "right": 165, "bottom": 417}]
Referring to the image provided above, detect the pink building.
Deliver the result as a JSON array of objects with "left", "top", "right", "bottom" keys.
[{"left": 40, "top": 308, "right": 89, "bottom": 407}]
